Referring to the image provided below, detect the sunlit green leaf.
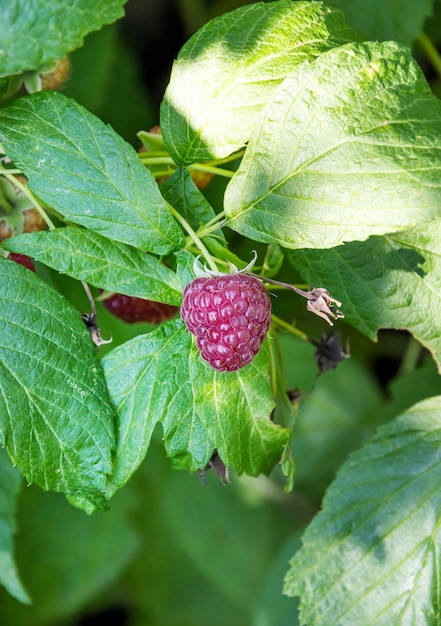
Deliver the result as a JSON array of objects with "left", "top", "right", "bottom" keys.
[
  {"left": 161, "top": 0, "right": 358, "bottom": 163},
  {"left": 225, "top": 41, "right": 441, "bottom": 248},
  {"left": 285, "top": 395, "right": 441, "bottom": 625},
  {"left": 289, "top": 220, "right": 441, "bottom": 371}
]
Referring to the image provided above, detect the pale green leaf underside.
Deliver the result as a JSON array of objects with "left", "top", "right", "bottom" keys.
[
  {"left": 0, "top": 258, "right": 114, "bottom": 508},
  {"left": 189, "top": 340, "right": 289, "bottom": 475},
  {"left": 288, "top": 219, "right": 441, "bottom": 372},
  {"left": 225, "top": 41, "right": 441, "bottom": 249},
  {"left": 0, "top": 450, "right": 29, "bottom": 604},
  {"left": 0, "top": 0, "right": 126, "bottom": 77},
  {"left": 160, "top": 0, "right": 358, "bottom": 164},
  {"left": 2, "top": 227, "right": 182, "bottom": 306},
  {"left": 102, "top": 318, "right": 288, "bottom": 493},
  {"left": 0, "top": 92, "right": 184, "bottom": 254},
  {"left": 325, "top": 0, "right": 434, "bottom": 44},
  {"left": 285, "top": 396, "right": 441, "bottom": 625}
]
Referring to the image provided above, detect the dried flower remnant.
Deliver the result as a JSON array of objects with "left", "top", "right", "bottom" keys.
[
  {"left": 312, "top": 332, "right": 350, "bottom": 374},
  {"left": 82, "top": 312, "right": 112, "bottom": 348},
  {"left": 198, "top": 451, "right": 230, "bottom": 486},
  {"left": 305, "top": 288, "right": 344, "bottom": 326}
]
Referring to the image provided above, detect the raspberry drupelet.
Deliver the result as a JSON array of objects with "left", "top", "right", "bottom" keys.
[{"left": 181, "top": 273, "right": 271, "bottom": 372}]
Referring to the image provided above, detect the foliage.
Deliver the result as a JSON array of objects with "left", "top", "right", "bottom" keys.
[{"left": 0, "top": 0, "right": 441, "bottom": 624}]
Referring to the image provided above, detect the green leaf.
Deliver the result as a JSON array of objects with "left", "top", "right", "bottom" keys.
[
  {"left": 0, "top": 92, "right": 184, "bottom": 254},
  {"left": 160, "top": 0, "right": 358, "bottom": 164},
  {"left": 160, "top": 168, "right": 225, "bottom": 241},
  {"left": 0, "top": 0, "right": 126, "bottom": 77},
  {"left": 0, "top": 257, "right": 114, "bottom": 509},
  {"left": 224, "top": 41, "right": 441, "bottom": 249},
  {"left": 284, "top": 395, "right": 441, "bottom": 625},
  {"left": 0, "top": 450, "right": 29, "bottom": 605},
  {"left": 189, "top": 339, "right": 290, "bottom": 475},
  {"left": 103, "top": 317, "right": 289, "bottom": 491},
  {"left": 325, "top": 0, "right": 434, "bottom": 44},
  {"left": 288, "top": 220, "right": 441, "bottom": 371},
  {"left": 102, "top": 318, "right": 196, "bottom": 494},
  {"left": 2, "top": 227, "right": 182, "bottom": 305}
]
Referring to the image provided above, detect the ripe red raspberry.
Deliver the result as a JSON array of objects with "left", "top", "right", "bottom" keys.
[
  {"left": 102, "top": 293, "right": 178, "bottom": 324},
  {"left": 181, "top": 274, "right": 271, "bottom": 372}
]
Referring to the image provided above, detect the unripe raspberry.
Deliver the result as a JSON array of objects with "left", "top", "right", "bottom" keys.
[
  {"left": 102, "top": 293, "right": 178, "bottom": 324},
  {"left": 8, "top": 253, "right": 35, "bottom": 271},
  {"left": 181, "top": 274, "right": 271, "bottom": 372}
]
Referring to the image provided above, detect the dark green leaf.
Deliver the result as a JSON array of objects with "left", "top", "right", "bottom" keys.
[
  {"left": 325, "top": 0, "right": 433, "bottom": 43},
  {"left": 225, "top": 41, "right": 441, "bottom": 248},
  {"left": 0, "top": 257, "right": 114, "bottom": 509},
  {"left": 102, "top": 319, "right": 196, "bottom": 494},
  {"left": 0, "top": 0, "right": 126, "bottom": 77},
  {"left": 161, "top": 0, "right": 358, "bottom": 164},
  {"left": 160, "top": 168, "right": 225, "bottom": 241},
  {"left": 3, "top": 227, "right": 182, "bottom": 305},
  {"left": 103, "top": 317, "right": 289, "bottom": 492},
  {"left": 0, "top": 92, "right": 184, "bottom": 254},
  {"left": 284, "top": 396, "right": 441, "bottom": 625},
  {"left": 288, "top": 220, "right": 441, "bottom": 371},
  {"left": 0, "top": 450, "right": 29, "bottom": 604}
]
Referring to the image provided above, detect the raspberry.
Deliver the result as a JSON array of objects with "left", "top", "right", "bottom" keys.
[
  {"left": 102, "top": 293, "right": 178, "bottom": 324},
  {"left": 181, "top": 274, "right": 271, "bottom": 372},
  {"left": 8, "top": 253, "right": 35, "bottom": 271}
]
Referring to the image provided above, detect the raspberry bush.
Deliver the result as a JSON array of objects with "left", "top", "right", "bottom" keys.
[{"left": 1, "top": 0, "right": 441, "bottom": 624}]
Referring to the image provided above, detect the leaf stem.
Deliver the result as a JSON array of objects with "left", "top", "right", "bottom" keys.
[
  {"left": 140, "top": 155, "right": 176, "bottom": 165},
  {"left": 197, "top": 211, "right": 226, "bottom": 237},
  {"left": 397, "top": 336, "right": 422, "bottom": 376},
  {"left": 271, "top": 314, "right": 310, "bottom": 342},
  {"left": 417, "top": 32, "right": 441, "bottom": 80},
  {"left": 187, "top": 163, "right": 234, "bottom": 178},
  {"left": 253, "top": 274, "right": 311, "bottom": 299},
  {"left": 166, "top": 202, "right": 218, "bottom": 272},
  {"left": 1, "top": 171, "right": 56, "bottom": 230}
]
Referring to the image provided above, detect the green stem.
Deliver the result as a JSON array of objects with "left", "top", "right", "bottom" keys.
[
  {"left": 271, "top": 314, "right": 310, "bottom": 342},
  {"left": 186, "top": 163, "right": 234, "bottom": 178},
  {"left": 197, "top": 211, "right": 226, "bottom": 237},
  {"left": 205, "top": 149, "right": 245, "bottom": 166},
  {"left": 2, "top": 172, "right": 56, "bottom": 230},
  {"left": 418, "top": 32, "right": 441, "bottom": 80},
  {"left": 167, "top": 202, "right": 218, "bottom": 272},
  {"left": 397, "top": 336, "right": 422, "bottom": 376},
  {"left": 0, "top": 168, "right": 22, "bottom": 175},
  {"left": 268, "top": 337, "right": 278, "bottom": 399},
  {"left": 140, "top": 156, "right": 176, "bottom": 166},
  {"left": 152, "top": 168, "right": 177, "bottom": 179}
]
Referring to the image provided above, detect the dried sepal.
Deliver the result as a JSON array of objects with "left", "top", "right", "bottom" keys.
[
  {"left": 82, "top": 312, "right": 112, "bottom": 347},
  {"left": 306, "top": 288, "right": 344, "bottom": 326}
]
